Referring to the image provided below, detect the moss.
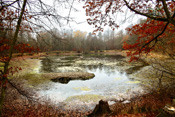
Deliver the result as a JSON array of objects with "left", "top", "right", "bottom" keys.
[
  {"left": 86, "top": 74, "right": 95, "bottom": 79},
  {"left": 8, "top": 58, "right": 45, "bottom": 87},
  {"left": 10, "top": 59, "right": 40, "bottom": 71},
  {"left": 21, "top": 73, "right": 49, "bottom": 86},
  {"left": 8, "top": 59, "right": 41, "bottom": 77},
  {"left": 0, "top": 62, "right": 4, "bottom": 72},
  {"left": 126, "top": 81, "right": 141, "bottom": 84},
  {"left": 65, "top": 94, "right": 104, "bottom": 102},
  {"left": 0, "top": 66, "right": 4, "bottom": 71},
  {"left": 0, "top": 62, "right": 5, "bottom": 67},
  {"left": 114, "top": 77, "right": 122, "bottom": 81},
  {"left": 73, "top": 87, "right": 91, "bottom": 91}
]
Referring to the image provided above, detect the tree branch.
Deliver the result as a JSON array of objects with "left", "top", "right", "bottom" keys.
[
  {"left": 0, "top": 0, "right": 19, "bottom": 12},
  {"left": 139, "top": 11, "right": 175, "bottom": 54},
  {"left": 139, "top": 22, "right": 169, "bottom": 54},
  {"left": 6, "top": 79, "right": 35, "bottom": 101},
  {"left": 161, "top": 0, "right": 171, "bottom": 19},
  {"left": 123, "top": 0, "right": 168, "bottom": 22},
  {"left": 67, "top": 0, "right": 74, "bottom": 24}
]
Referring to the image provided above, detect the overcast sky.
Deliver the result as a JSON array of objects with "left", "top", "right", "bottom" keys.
[{"left": 43, "top": 0, "right": 145, "bottom": 33}]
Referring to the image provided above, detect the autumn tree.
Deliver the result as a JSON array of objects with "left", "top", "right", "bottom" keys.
[
  {"left": 113, "top": 30, "right": 124, "bottom": 50},
  {"left": 0, "top": 0, "right": 76, "bottom": 115},
  {"left": 0, "top": 1, "right": 28, "bottom": 116},
  {"left": 84, "top": 0, "right": 175, "bottom": 85},
  {"left": 84, "top": 0, "right": 175, "bottom": 58},
  {"left": 73, "top": 30, "right": 87, "bottom": 52}
]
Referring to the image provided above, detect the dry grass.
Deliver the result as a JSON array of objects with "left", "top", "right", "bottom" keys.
[
  {"left": 2, "top": 83, "right": 91, "bottom": 117},
  {"left": 2, "top": 82, "right": 175, "bottom": 117},
  {"left": 110, "top": 86, "right": 175, "bottom": 116}
]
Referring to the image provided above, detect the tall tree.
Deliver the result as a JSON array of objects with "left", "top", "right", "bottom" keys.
[
  {"left": 0, "top": 0, "right": 27, "bottom": 116},
  {"left": 0, "top": 0, "right": 75, "bottom": 115},
  {"left": 73, "top": 30, "right": 87, "bottom": 52},
  {"left": 84, "top": 0, "right": 175, "bottom": 83},
  {"left": 84, "top": 0, "right": 175, "bottom": 59}
]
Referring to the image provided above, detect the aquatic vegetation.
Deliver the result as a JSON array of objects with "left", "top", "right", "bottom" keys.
[
  {"left": 126, "top": 81, "right": 141, "bottom": 84},
  {"left": 9, "top": 55, "right": 149, "bottom": 111},
  {"left": 65, "top": 94, "right": 104, "bottom": 102},
  {"left": 20, "top": 73, "right": 50, "bottom": 87},
  {"left": 73, "top": 87, "right": 91, "bottom": 91},
  {"left": 114, "top": 77, "right": 122, "bottom": 81}
]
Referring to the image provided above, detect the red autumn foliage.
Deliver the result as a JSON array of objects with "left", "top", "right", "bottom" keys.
[
  {"left": 123, "top": 18, "right": 175, "bottom": 61},
  {"left": 0, "top": 37, "right": 38, "bottom": 63},
  {"left": 0, "top": 6, "right": 38, "bottom": 87},
  {"left": 0, "top": 7, "right": 33, "bottom": 32},
  {"left": 84, "top": 0, "right": 175, "bottom": 61}
]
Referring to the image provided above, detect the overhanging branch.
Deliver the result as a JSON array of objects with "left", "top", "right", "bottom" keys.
[
  {"left": 139, "top": 11, "right": 175, "bottom": 54},
  {"left": 123, "top": 0, "right": 168, "bottom": 22},
  {"left": 139, "top": 22, "right": 169, "bottom": 54}
]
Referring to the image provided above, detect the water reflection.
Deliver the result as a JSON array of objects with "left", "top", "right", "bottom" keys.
[
  {"left": 51, "top": 77, "right": 71, "bottom": 84},
  {"left": 38, "top": 55, "right": 144, "bottom": 110},
  {"left": 41, "top": 57, "right": 54, "bottom": 72}
]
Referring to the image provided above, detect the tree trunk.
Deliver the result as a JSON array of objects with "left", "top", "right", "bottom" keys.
[{"left": 0, "top": 0, "right": 27, "bottom": 116}]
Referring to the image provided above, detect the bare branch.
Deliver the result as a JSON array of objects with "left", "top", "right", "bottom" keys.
[
  {"left": 6, "top": 79, "right": 35, "bottom": 101},
  {"left": 161, "top": 0, "right": 171, "bottom": 18},
  {"left": 0, "top": 0, "right": 19, "bottom": 12},
  {"left": 67, "top": 0, "right": 75, "bottom": 24}
]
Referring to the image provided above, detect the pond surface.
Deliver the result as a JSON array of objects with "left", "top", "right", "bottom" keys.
[{"left": 38, "top": 55, "right": 145, "bottom": 111}]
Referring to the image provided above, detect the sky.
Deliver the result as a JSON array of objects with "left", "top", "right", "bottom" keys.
[
  {"left": 43, "top": 0, "right": 145, "bottom": 33},
  {"left": 54, "top": 1, "right": 96, "bottom": 32}
]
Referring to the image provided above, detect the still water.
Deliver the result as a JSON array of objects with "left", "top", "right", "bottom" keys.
[{"left": 38, "top": 55, "right": 145, "bottom": 110}]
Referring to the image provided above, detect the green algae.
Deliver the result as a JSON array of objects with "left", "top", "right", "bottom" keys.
[
  {"left": 126, "top": 81, "right": 141, "bottom": 84},
  {"left": 65, "top": 94, "right": 104, "bottom": 102},
  {"left": 73, "top": 87, "right": 91, "bottom": 91},
  {"left": 114, "top": 77, "right": 122, "bottom": 80}
]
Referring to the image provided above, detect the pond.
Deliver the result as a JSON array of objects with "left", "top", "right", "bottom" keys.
[{"left": 37, "top": 54, "right": 145, "bottom": 111}]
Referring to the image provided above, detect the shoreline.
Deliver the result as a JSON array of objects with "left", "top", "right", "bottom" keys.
[{"left": 4, "top": 50, "right": 175, "bottom": 116}]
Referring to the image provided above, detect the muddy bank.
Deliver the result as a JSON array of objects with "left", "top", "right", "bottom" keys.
[{"left": 43, "top": 72, "right": 95, "bottom": 84}]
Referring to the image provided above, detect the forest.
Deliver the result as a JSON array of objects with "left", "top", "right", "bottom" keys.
[{"left": 0, "top": 0, "right": 175, "bottom": 117}]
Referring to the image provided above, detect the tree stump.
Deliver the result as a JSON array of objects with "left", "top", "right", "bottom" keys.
[
  {"left": 88, "top": 100, "right": 112, "bottom": 117},
  {"left": 156, "top": 105, "right": 175, "bottom": 117}
]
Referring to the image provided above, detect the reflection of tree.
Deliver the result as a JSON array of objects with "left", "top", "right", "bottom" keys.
[
  {"left": 82, "top": 56, "right": 120, "bottom": 76},
  {"left": 104, "top": 67, "right": 112, "bottom": 76},
  {"left": 41, "top": 55, "right": 121, "bottom": 76},
  {"left": 86, "top": 65, "right": 98, "bottom": 71},
  {"left": 98, "top": 64, "right": 103, "bottom": 71},
  {"left": 85, "top": 64, "right": 117, "bottom": 76},
  {"left": 41, "top": 57, "right": 54, "bottom": 72}
]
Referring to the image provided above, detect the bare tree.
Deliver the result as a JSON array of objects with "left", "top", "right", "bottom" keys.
[{"left": 0, "top": 0, "right": 76, "bottom": 115}]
